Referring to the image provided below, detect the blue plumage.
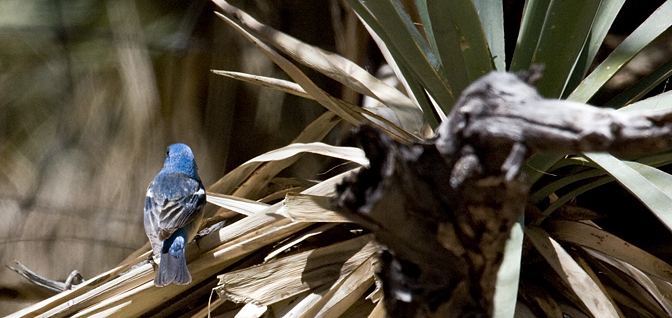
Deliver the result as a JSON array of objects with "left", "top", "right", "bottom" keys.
[{"left": 144, "top": 143, "right": 206, "bottom": 287}]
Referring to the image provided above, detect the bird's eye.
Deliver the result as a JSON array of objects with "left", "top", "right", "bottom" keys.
[{"left": 167, "top": 150, "right": 170, "bottom": 156}]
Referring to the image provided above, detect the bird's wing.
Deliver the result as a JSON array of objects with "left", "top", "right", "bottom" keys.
[{"left": 145, "top": 173, "right": 206, "bottom": 241}]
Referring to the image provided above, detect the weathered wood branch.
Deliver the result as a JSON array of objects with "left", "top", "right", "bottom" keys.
[
  {"left": 333, "top": 66, "right": 672, "bottom": 318},
  {"left": 7, "top": 261, "right": 85, "bottom": 293}
]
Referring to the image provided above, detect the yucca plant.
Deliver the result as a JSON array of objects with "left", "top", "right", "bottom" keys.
[{"left": 9, "top": 0, "right": 672, "bottom": 317}]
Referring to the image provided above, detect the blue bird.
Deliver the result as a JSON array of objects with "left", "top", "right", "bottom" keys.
[{"left": 144, "top": 143, "right": 206, "bottom": 287}]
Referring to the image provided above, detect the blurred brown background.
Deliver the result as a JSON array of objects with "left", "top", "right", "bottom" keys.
[
  {"left": 0, "top": 0, "right": 369, "bottom": 314},
  {"left": 1, "top": 0, "right": 671, "bottom": 315}
]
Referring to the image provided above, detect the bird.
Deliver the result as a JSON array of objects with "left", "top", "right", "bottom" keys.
[{"left": 144, "top": 143, "right": 206, "bottom": 287}]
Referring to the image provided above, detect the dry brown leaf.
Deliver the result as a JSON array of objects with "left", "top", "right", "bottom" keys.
[
  {"left": 206, "top": 192, "right": 270, "bottom": 216},
  {"left": 264, "top": 224, "right": 336, "bottom": 262},
  {"left": 210, "top": 71, "right": 416, "bottom": 140},
  {"left": 69, "top": 220, "right": 309, "bottom": 317},
  {"left": 567, "top": 249, "right": 625, "bottom": 317},
  {"left": 238, "top": 142, "right": 368, "bottom": 167},
  {"left": 548, "top": 220, "right": 672, "bottom": 281},
  {"left": 206, "top": 110, "right": 340, "bottom": 200},
  {"left": 584, "top": 248, "right": 672, "bottom": 316},
  {"left": 278, "top": 193, "right": 350, "bottom": 223},
  {"left": 525, "top": 226, "right": 620, "bottom": 318},
  {"left": 298, "top": 253, "right": 377, "bottom": 318},
  {"left": 212, "top": 70, "right": 312, "bottom": 100},
  {"left": 519, "top": 281, "right": 564, "bottom": 318},
  {"left": 215, "top": 234, "right": 377, "bottom": 306},
  {"left": 213, "top": 11, "right": 363, "bottom": 126},
  {"left": 233, "top": 303, "right": 267, "bottom": 318},
  {"left": 211, "top": 0, "right": 426, "bottom": 136}
]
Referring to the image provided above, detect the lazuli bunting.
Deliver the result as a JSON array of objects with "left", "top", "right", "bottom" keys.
[{"left": 144, "top": 143, "right": 206, "bottom": 287}]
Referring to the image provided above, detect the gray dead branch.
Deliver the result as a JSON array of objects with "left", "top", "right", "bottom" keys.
[{"left": 333, "top": 65, "right": 672, "bottom": 318}]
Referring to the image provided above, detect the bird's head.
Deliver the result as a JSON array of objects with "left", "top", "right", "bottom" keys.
[{"left": 163, "top": 143, "right": 200, "bottom": 179}]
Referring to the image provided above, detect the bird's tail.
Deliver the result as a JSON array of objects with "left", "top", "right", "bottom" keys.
[{"left": 155, "top": 237, "right": 191, "bottom": 287}]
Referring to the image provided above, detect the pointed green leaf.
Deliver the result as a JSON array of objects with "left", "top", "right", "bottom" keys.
[
  {"left": 414, "top": 0, "right": 438, "bottom": 60},
  {"left": 619, "top": 89, "right": 672, "bottom": 112},
  {"left": 474, "top": 0, "right": 506, "bottom": 71},
  {"left": 531, "top": 0, "right": 602, "bottom": 98},
  {"left": 522, "top": 152, "right": 566, "bottom": 184},
  {"left": 344, "top": 0, "right": 456, "bottom": 114},
  {"left": 510, "top": 0, "right": 552, "bottom": 72},
  {"left": 538, "top": 175, "right": 612, "bottom": 222},
  {"left": 607, "top": 60, "right": 672, "bottom": 108},
  {"left": 427, "top": 0, "right": 494, "bottom": 91},
  {"left": 586, "top": 153, "right": 672, "bottom": 234},
  {"left": 563, "top": 0, "right": 626, "bottom": 97},
  {"left": 359, "top": 16, "right": 442, "bottom": 128},
  {"left": 529, "top": 169, "right": 606, "bottom": 205},
  {"left": 416, "top": 0, "right": 470, "bottom": 96},
  {"left": 493, "top": 215, "right": 523, "bottom": 318},
  {"left": 569, "top": 0, "right": 672, "bottom": 103}
]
